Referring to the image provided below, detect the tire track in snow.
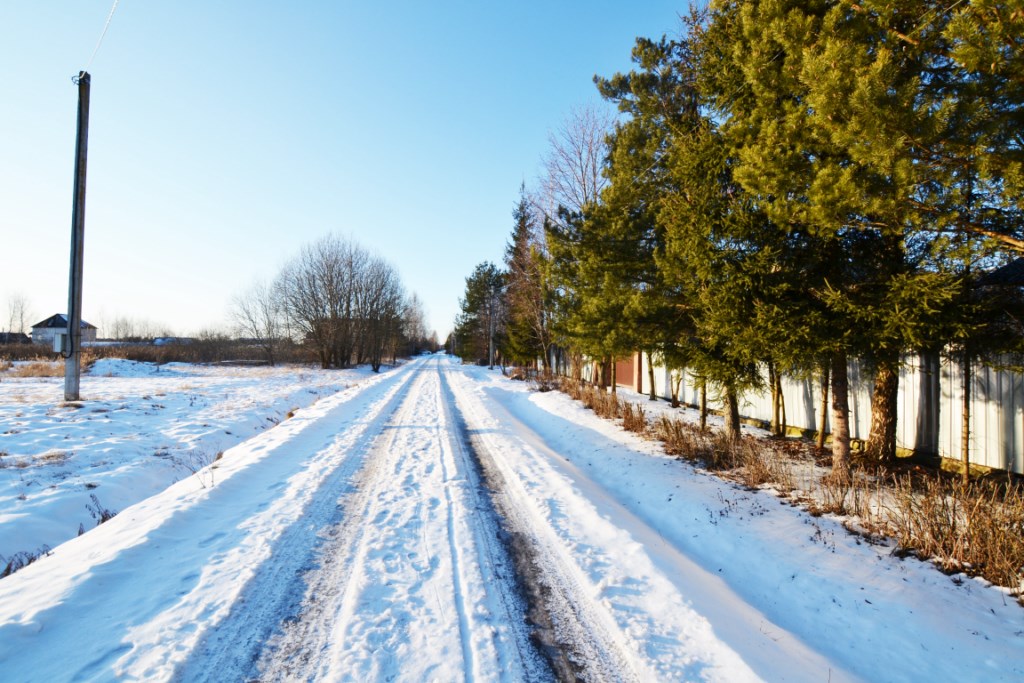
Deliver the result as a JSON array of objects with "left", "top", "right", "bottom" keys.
[
  {"left": 169, "top": 360, "right": 426, "bottom": 682},
  {"left": 252, "top": 365, "right": 436, "bottom": 681},
  {"left": 436, "top": 363, "right": 552, "bottom": 683},
  {"left": 445, "top": 368, "right": 646, "bottom": 683},
  {"left": 254, "top": 357, "right": 545, "bottom": 682},
  {"left": 446, "top": 365, "right": 859, "bottom": 682}
]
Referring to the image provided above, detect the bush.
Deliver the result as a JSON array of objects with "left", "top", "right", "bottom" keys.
[
  {"left": 889, "top": 476, "right": 1024, "bottom": 593},
  {"left": 621, "top": 401, "right": 648, "bottom": 434}
]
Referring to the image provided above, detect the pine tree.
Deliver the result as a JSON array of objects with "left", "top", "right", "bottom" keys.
[
  {"left": 504, "top": 185, "right": 552, "bottom": 372},
  {"left": 594, "top": 34, "right": 704, "bottom": 403},
  {"left": 454, "top": 262, "right": 506, "bottom": 365},
  {"left": 694, "top": 0, "right": 977, "bottom": 472}
]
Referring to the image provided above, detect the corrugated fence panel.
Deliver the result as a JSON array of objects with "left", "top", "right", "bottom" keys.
[
  {"left": 564, "top": 352, "right": 1022, "bottom": 474},
  {"left": 639, "top": 354, "right": 1024, "bottom": 474}
]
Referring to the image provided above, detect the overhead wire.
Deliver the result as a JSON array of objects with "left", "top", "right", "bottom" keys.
[{"left": 84, "top": 0, "right": 120, "bottom": 72}]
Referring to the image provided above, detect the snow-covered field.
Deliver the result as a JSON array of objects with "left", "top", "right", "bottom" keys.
[
  {"left": 0, "top": 355, "right": 1021, "bottom": 682},
  {"left": 0, "top": 359, "right": 374, "bottom": 567}
]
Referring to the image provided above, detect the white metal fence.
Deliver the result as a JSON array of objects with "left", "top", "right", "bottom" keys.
[{"left": 614, "top": 353, "right": 1024, "bottom": 475}]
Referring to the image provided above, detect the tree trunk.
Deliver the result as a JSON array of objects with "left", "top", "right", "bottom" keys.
[
  {"left": 699, "top": 379, "right": 708, "bottom": 430},
  {"left": 646, "top": 351, "right": 657, "bottom": 401},
  {"left": 769, "top": 361, "right": 780, "bottom": 435},
  {"left": 610, "top": 360, "right": 617, "bottom": 396},
  {"left": 961, "top": 351, "right": 971, "bottom": 484},
  {"left": 817, "top": 363, "right": 829, "bottom": 450},
  {"left": 830, "top": 352, "right": 852, "bottom": 482},
  {"left": 779, "top": 375, "right": 786, "bottom": 435},
  {"left": 865, "top": 359, "right": 899, "bottom": 466},
  {"left": 670, "top": 370, "right": 681, "bottom": 408},
  {"left": 723, "top": 386, "right": 741, "bottom": 441}
]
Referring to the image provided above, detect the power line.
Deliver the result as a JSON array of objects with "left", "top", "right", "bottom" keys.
[{"left": 85, "top": 0, "right": 120, "bottom": 71}]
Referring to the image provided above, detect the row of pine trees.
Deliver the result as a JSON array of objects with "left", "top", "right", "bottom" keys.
[{"left": 454, "top": 1, "right": 1024, "bottom": 481}]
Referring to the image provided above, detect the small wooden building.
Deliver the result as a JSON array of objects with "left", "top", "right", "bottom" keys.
[{"left": 31, "top": 314, "right": 98, "bottom": 346}]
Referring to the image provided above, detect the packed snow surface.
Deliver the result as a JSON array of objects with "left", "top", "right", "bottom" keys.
[{"left": 0, "top": 355, "right": 1021, "bottom": 682}]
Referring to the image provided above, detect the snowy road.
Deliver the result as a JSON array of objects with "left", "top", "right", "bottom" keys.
[{"left": 1, "top": 355, "right": 1021, "bottom": 682}]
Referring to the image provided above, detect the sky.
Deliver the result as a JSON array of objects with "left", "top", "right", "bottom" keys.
[{"left": 0, "top": 1, "right": 687, "bottom": 339}]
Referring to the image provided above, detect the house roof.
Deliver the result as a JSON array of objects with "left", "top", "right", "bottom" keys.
[{"left": 31, "top": 314, "right": 97, "bottom": 330}]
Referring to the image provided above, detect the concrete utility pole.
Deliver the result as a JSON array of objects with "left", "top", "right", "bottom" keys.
[{"left": 65, "top": 71, "right": 90, "bottom": 401}]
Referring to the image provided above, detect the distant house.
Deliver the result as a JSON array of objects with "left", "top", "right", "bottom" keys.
[
  {"left": 30, "top": 314, "right": 98, "bottom": 346},
  {"left": 0, "top": 332, "right": 30, "bottom": 344}
]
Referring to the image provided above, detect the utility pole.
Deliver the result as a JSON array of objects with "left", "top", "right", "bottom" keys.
[
  {"left": 488, "top": 284, "right": 495, "bottom": 369},
  {"left": 65, "top": 71, "right": 90, "bottom": 401}
]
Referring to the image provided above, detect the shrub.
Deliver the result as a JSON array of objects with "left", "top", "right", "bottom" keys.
[
  {"left": 888, "top": 476, "right": 1024, "bottom": 594},
  {"left": 621, "top": 401, "right": 648, "bottom": 434}
]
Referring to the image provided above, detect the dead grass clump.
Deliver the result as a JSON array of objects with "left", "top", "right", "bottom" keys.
[
  {"left": 577, "top": 385, "right": 620, "bottom": 420},
  {"left": 888, "top": 476, "right": 1024, "bottom": 595},
  {"left": 621, "top": 401, "right": 648, "bottom": 434},
  {"left": 651, "top": 413, "right": 748, "bottom": 472},
  {"left": 654, "top": 414, "right": 700, "bottom": 458},
  {"left": 740, "top": 443, "right": 788, "bottom": 489},
  {"left": 86, "top": 493, "right": 118, "bottom": 525},
  {"left": 0, "top": 359, "right": 11, "bottom": 373},
  {"left": 35, "top": 450, "right": 70, "bottom": 466},
  {"left": 1, "top": 546, "right": 52, "bottom": 578},
  {"left": 9, "top": 361, "right": 62, "bottom": 378},
  {"left": 700, "top": 432, "right": 738, "bottom": 471},
  {"left": 559, "top": 377, "right": 584, "bottom": 401},
  {"left": 531, "top": 373, "right": 558, "bottom": 393}
]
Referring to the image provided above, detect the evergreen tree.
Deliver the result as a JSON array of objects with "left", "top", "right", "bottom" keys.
[
  {"left": 504, "top": 185, "right": 552, "bottom": 371},
  {"left": 453, "top": 262, "right": 506, "bottom": 365},
  {"left": 594, "top": 35, "right": 704, "bottom": 402},
  {"left": 546, "top": 204, "right": 636, "bottom": 390},
  {"left": 695, "top": 0, "right": 981, "bottom": 472}
]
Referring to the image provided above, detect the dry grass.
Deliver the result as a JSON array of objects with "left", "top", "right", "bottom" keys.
[
  {"left": 621, "top": 402, "right": 647, "bottom": 434},
  {"left": 654, "top": 414, "right": 703, "bottom": 457},
  {"left": 34, "top": 450, "right": 70, "bottom": 466},
  {"left": 8, "top": 361, "right": 63, "bottom": 378},
  {"left": 1, "top": 546, "right": 52, "bottom": 578},
  {"left": 557, "top": 377, "right": 1024, "bottom": 600},
  {"left": 0, "top": 340, "right": 316, "bottom": 367},
  {"left": 886, "top": 476, "right": 1024, "bottom": 591}
]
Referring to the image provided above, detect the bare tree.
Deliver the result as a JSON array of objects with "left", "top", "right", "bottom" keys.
[
  {"left": 232, "top": 279, "right": 286, "bottom": 365},
  {"left": 356, "top": 256, "right": 405, "bottom": 371},
  {"left": 6, "top": 293, "right": 34, "bottom": 334},
  {"left": 277, "top": 234, "right": 409, "bottom": 370},
  {"left": 104, "top": 315, "right": 171, "bottom": 342},
  {"left": 402, "top": 292, "right": 427, "bottom": 352},
  {"left": 539, "top": 103, "right": 614, "bottom": 222}
]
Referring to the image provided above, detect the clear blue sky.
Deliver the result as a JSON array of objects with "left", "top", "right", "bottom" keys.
[{"left": 1, "top": 1, "right": 687, "bottom": 339}]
